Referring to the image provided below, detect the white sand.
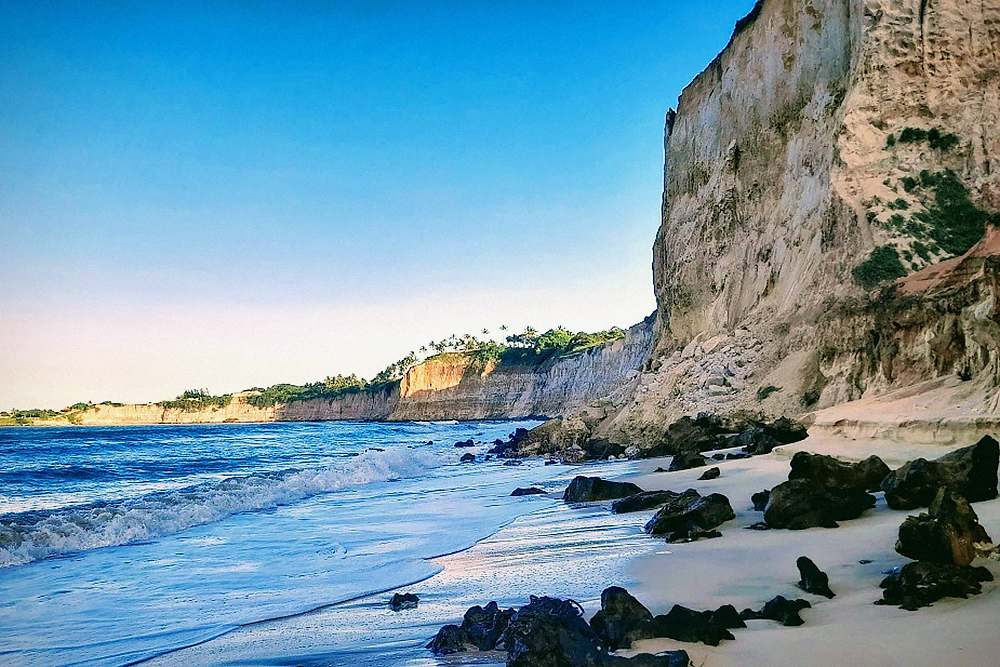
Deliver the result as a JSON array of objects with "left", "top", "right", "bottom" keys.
[{"left": 614, "top": 432, "right": 1000, "bottom": 666}]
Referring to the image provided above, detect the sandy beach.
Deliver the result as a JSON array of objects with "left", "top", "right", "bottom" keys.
[{"left": 137, "top": 423, "right": 1000, "bottom": 667}]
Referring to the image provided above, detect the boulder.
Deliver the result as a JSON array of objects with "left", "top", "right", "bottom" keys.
[
  {"left": 740, "top": 596, "right": 811, "bottom": 626},
  {"left": 761, "top": 417, "right": 809, "bottom": 445},
  {"left": 895, "top": 489, "right": 992, "bottom": 566},
  {"left": 698, "top": 467, "right": 721, "bottom": 480},
  {"left": 426, "top": 624, "right": 467, "bottom": 655},
  {"left": 502, "top": 596, "right": 603, "bottom": 667},
  {"left": 751, "top": 489, "right": 770, "bottom": 512},
  {"left": 612, "top": 490, "right": 681, "bottom": 514},
  {"left": 563, "top": 476, "right": 643, "bottom": 502},
  {"left": 511, "top": 487, "right": 547, "bottom": 497},
  {"left": 461, "top": 601, "right": 514, "bottom": 651},
  {"left": 876, "top": 561, "right": 994, "bottom": 610},
  {"left": 644, "top": 489, "right": 735, "bottom": 537},
  {"left": 882, "top": 436, "right": 999, "bottom": 510},
  {"left": 589, "top": 586, "right": 653, "bottom": 651},
  {"left": 460, "top": 452, "right": 475, "bottom": 463},
  {"left": 726, "top": 452, "right": 751, "bottom": 460},
  {"left": 584, "top": 438, "right": 627, "bottom": 460},
  {"left": 648, "top": 604, "right": 741, "bottom": 646},
  {"left": 796, "top": 557, "right": 835, "bottom": 598},
  {"left": 388, "top": 592, "right": 419, "bottom": 611},
  {"left": 455, "top": 439, "right": 475, "bottom": 448},
  {"left": 735, "top": 427, "right": 782, "bottom": 455},
  {"left": 668, "top": 452, "right": 709, "bottom": 472},
  {"left": 763, "top": 479, "right": 876, "bottom": 529},
  {"left": 788, "top": 452, "right": 890, "bottom": 492}
]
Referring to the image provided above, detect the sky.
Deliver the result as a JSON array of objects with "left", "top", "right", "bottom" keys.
[{"left": 1, "top": 0, "right": 758, "bottom": 409}]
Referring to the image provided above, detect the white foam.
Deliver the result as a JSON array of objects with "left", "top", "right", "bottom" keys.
[{"left": 0, "top": 447, "right": 439, "bottom": 567}]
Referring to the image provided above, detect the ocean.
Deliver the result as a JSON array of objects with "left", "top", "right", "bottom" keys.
[{"left": 0, "top": 421, "right": 650, "bottom": 667}]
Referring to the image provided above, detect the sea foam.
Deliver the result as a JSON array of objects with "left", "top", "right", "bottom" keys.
[{"left": 0, "top": 447, "right": 438, "bottom": 567}]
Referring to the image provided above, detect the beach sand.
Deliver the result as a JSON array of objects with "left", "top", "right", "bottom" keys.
[{"left": 143, "top": 430, "right": 1000, "bottom": 666}]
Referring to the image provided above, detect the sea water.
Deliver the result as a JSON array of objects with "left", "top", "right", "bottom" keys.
[{"left": 0, "top": 420, "right": 615, "bottom": 667}]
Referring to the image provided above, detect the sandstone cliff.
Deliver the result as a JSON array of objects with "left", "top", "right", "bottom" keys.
[
  {"left": 586, "top": 0, "right": 1000, "bottom": 449},
  {"left": 74, "top": 318, "right": 654, "bottom": 425}
]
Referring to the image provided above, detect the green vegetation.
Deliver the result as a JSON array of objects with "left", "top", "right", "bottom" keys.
[
  {"left": 852, "top": 245, "right": 907, "bottom": 289},
  {"left": 244, "top": 376, "right": 370, "bottom": 408},
  {"left": 159, "top": 389, "right": 233, "bottom": 412},
  {"left": 911, "top": 170, "right": 996, "bottom": 256},
  {"left": 887, "top": 198, "right": 909, "bottom": 211},
  {"left": 891, "top": 127, "right": 960, "bottom": 151}
]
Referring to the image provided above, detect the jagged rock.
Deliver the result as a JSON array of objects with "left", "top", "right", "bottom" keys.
[
  {"left": 882, "top": 436, "right": 999, "bottom": 510},
  {"left": 896, "top": 489, "right": 992, "bottom": 566},
  {"left": 796, "top": 557, "right": 835, "bottom": 598},
  {"left": 642, "top": 414, "right": 730, "bottom": 457},
  {"left": 461, "top": 601, "right": 514, "bottom": 651},
  {"left": 644, "top": 489, "right": 735, "bottom": 536},
  {"left": 740, "top": 596, "right": 811, "bottom": 626},
  {"left": 426, "top": 624, "right": 467, "bottom": 655},
  {"left": 612, "top": 490, "right": 681, "bottom": 514},
  {"left": 761, "top": 417, "right": 809, "bottom": 445},
  {"left": 388, "top": 592, "right": 419, "bottom": 611},
  {"left": 698, "top": 466, "right": 721, "bottom": 480},
  {"left": 735, "top": 427, "right": 782, "bottom": 455},
  {"left": 788, "top": 452, "right": 890, "bottom": 492},
  {"left": 751, "top": 489, "right": 770, "bottom": 511},
  {"left": 503, "top": 596, "right": 603, "bottom": 667},
  {"left": 668, "top": 452, "right": 709, "bottom": 471},
  {"left": 545, "top": 459, "right": 559, "bottom": 465},
  {"left": 511, "top": 487, "right": 547, "bottom": 497},
  {"left": 663, "top": 523, "right": 723, "bottom": 543},
  {"left": 455, "top": 439, "right": 475, "bottom": 448},
  {"left": 563, "top": 476, "right": 643, "bottom": 502},
  {"left": 585, "top": 438, "right": 628, "bottom": 460},
  {"left": 763, "top": 479, "right": 875, "bottom": 529},
  {"left": 646, "top": 604, "right": 742, "bottom": 646},
  {"left": 589, "top": 586, "right": 654, "bottom": 651},
  {"left": 488, "top": 428, "right": 533, "bottom": 457},
  {"left": 877, "top": 561, "right": 994, "bottom": 610},
  {"left": 746, "top": 522, "right": 771, "bottom": 530}
]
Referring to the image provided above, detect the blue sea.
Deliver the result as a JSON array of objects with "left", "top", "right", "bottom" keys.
[{"left": 0, "top": 421, "right": 649, "bottom": 667}]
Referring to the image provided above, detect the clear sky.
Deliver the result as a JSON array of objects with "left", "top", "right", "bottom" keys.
[{"left": 1, "top": 0, "right": 757, "bottom": 409}]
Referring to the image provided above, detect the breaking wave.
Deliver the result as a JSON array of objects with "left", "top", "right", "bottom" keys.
[{"left": 0, "top": 447, "right": 438, "bottom": 567}]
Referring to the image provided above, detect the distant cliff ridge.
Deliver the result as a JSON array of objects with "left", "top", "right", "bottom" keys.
[{"left": 74, "top": 317, "right": 655, "bottom": 425}]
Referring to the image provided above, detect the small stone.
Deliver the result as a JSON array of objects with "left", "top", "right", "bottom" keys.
[{"left": 698, "top": 467, "right": 721, "bottom": 480}]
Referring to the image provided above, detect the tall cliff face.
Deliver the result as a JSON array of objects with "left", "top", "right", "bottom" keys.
[{"left": 603, "top": 0, "right": 1000, "bottom": 445}]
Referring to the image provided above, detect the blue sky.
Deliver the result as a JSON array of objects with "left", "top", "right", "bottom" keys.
[{"left": 1, "top": 1, "right": 757, "bottom": 409}]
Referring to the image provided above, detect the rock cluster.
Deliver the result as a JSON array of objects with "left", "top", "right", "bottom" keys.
[
  {"left": 640, "top": 413, "right": 807, "bottom": 458},
  {"left": 895, "top": 488, "right": 992, "bottom": 566},
  {"left": 877, "top": 562, "right": 994, "bottom": 611},
  {"left": 881, "top": 436, "right": 999, "bottom": 510}
]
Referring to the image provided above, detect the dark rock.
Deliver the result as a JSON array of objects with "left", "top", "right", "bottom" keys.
[
  {"left": 788, "top": 452, "right": 890, "bottom": 492},
  {"left": 590, "top": 586, "right": 653, "bottom": 651},
  {"left": 763, "top": 479, "right": 876, "bottom": 529},
  {"left": 876, "top": 561, "right": 994, "bottom": 610},
  {"left": 488, "top": 428, "right": 533, "bottom": 457},
  {"left": 425, "top": 440, "right": 434, "bottom": 446},
  {"left": 460, "top": 452, "right": 475, "bottom": 463},
  {"left": 607, "top": 653, "right": 690, "bottom": 667},
  {"left": 663, "top": 523, "right": 723, "bottom": 543},
  {"left": 761, "top": 417, "right": 809, "bottom": 445},
  {"left": 725, "top": 452, "right": 751, "bottom": 460},
  {"left": 654, "top": 467, "right": 668, "bottom": 473},
  {"left": 644, "top": 489, "right": 735, "bottom": 536},
  {"left": 585, "top": 438, "right": 627, "bottom": 460},
  {"left": 511, "top": 487, "right": 547, "bottom": 497},
  {"left": 461, "top": 601, "right": 514, "bottom": 651},
  {"left": 751, "top": 489, "right": 770, "bottom": 511},
  {"left": 796, "top": 557, "right": 835, "bottom": 598},
  {"left": 388, "top": 592, "right": 419, "bottom": 611},
  {"left": 503, "top": 459, "right": 523, "bottom": 466},
  {"left": 426, "top": 624, "right": 467, "bottom": 655},
  {"left": 882, "top": 436, "right": 999, "bottom": 510},
  {"left": 740, "top": 596, "right": 811, "bottom": 626},
  {"left": 859, "top": 559, "right": 872, "bottom": 564},
  {"left": 736, "top": 427, "right": 782, "bottom": 455},
  {"left": 895, "top": 488, "right": 992, "bottom": 566},
  {"left": 641, "top": 414, "right": 727, "bottom": 458},
  {"left": 455, "top": 439, "right": 475, "bottom": 448},
  {"left": 712, "top": 453, "right": 726, "bottom": 460},
  {"left": 545, "top": 459, "right": 559, "bottom": 465},
  {"left": 612, "top": 490, "right": 681, "bottom": 514},
  {"left": 746, "top": 522, "right": 771, "bottom": 530},
  {"left": 698, "top": 467, "right": 721, "bottom": 480},
  {"left": 503, "top": 596, "right": 603, "bottom": 667},
  {"left": 647, "top": 604, "right": 743, "bottom": 646},
  {"left": 668, "top": 452, "right": 709, "bottom": 472},
  {"left": 563, "top": 476, "right": 644, "bottom": 502}
]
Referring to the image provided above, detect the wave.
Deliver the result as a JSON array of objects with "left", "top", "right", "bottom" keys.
[{"left": 0, "top": 447, "right": 438, "bottom": 568}]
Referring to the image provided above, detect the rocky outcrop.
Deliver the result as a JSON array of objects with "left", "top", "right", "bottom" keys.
[
  {"left": 881, "top": 435, "right": 999, "bottom": 509},
  {"left": 895, "top": 488, "right": 992, "bottom": 566}
]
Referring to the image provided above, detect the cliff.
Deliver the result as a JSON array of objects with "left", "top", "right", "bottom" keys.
[
  {"left": 72, "top": 318, "right": 654, "bottom": 425},
  {"left": 577, "top": 0, "right": 1000, "bottom": 449}
]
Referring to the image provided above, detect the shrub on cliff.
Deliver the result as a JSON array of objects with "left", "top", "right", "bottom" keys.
[{"left": 852, "top": 245, "right": 907, "bottom": 289}]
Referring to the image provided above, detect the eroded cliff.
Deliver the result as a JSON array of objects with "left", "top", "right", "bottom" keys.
[{"left": 590, "top": 0, "right": 1000, "bottom": 448}]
